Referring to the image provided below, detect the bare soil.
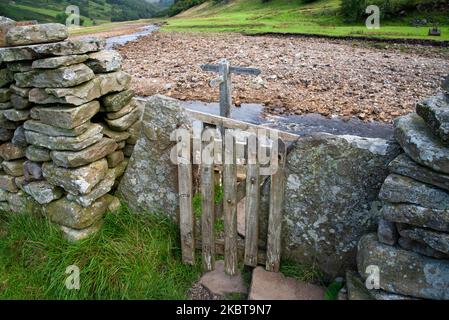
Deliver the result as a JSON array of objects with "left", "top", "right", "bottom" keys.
[{"left": 117, "top": 31, "right": 449, "bottom": 123}]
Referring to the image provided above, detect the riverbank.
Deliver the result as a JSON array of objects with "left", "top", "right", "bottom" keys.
[{"left": 117, "top": 31, "right": 449, "bottom": 123}]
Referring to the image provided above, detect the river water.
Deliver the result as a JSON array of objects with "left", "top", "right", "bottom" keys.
[{"left": 109, "top": 25, "right": 394, "bottom": 140}]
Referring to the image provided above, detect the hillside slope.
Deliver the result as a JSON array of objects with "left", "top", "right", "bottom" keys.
[
  {"left": 165, "top": 0, "right": 449, "bottom": 41},
  {"left": 0, "top": 0, "right": 161, "bottom": 26}
]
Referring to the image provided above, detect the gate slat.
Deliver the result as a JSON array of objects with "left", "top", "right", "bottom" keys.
[
  {"left": 244, "top": 133, "right": 260, "bottom": 267},
  {"left": 223, "top": 132, "right": 238, "bottom": 275},
  {"left": 178, "top": 162, "right": 195, "bottom": 265},
  {"left": 266, "top": 139, "right": 287, "bottom": 272},
  {"left": 201, "top": 164, "right": 215, "bottom": 271}
]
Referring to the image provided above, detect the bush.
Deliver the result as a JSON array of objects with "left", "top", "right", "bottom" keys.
[{"left": 341, "top": 0, "right": 440, "bottom": 22}]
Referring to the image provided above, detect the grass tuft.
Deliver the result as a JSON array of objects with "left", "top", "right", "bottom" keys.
[{"left": 0, "top": 204, "right": 201, "bottom": 300}]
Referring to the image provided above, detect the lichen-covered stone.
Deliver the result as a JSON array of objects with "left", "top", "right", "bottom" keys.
[
  {"left": 44, "top": 195, "right": 111, "bottom": 229},
  {"left": 23, "top": 180, "right": 63, "bottom": 204},
  {"left": 118, "top": 95, "right": 191, "bottom": 220},
  {"left": 0, "top": 88, "right": 11, "bottom": 102},
  {"left": 126, "top": 119, "right": 141, "bottom": 144},
  {"left": 99, "top": 123, "right": 130, "bottom": 142},
  {"left": 60, "top": 220, "right": 103, "bottom": 242},
  {"left": 0, "top": 37, "right": 105, "bottom": 62},
  {"left": 262, "top": 133, "right": 400, "bottom": 277},
  {"left": 394, "top": 113, "right": 449, "bottom": 174},
  {"left": 106, "top": 150, "right": 124, "bottom": 168},
  {"left": 50, "top": 138, "right": 117, "bottom": 168},
  {"left": 24, "top": 119, "right": 91, "bottom": 138},
  {"left": 377, "top": 218, "right": 398, "bottom": 245},
  {"left": 6, "top": 61, "right": 32, "bottom": 73},
  {"left": 32, "top": 101, "right": 99, "bottom": 129},
  {"left": 110, "top": 158, "right": 128, "bottom": 179},
  {"left": 0, "top": 128, "right": 13, "bottom": 142},
  {"left": 25, "top": 123, "right": 103, "bottom": 151},
  {"left": 23, "top": 160, "right": 42, "bottom": 182},
  {"left": 3, "top": 108, "right": 29, "bottom": 121},
  {"left": 416, "top": 94, "right": 449, "bottom": 143},
  {"left": 123, "top": 143, "right": 134, "bottom": 157},
  {"left": 6, "top": 190, "right": 41, "bottom": 214},
  {"left": 399, "top": 227, "right": 449, "bottom": 255},
  {"left": 389, "top": 154, "right": 449, "bottom": 192},
  {"left": 105, "top": 106, "right": 141, "bottom": 131},
  {"left": 6, "top": 23, "right": 68, "bottom": 46},
  {"left": 381, "top": 203, "right": 449, "bottom": 233},
  {"left": 379, "top": 173, "right": 449, "bottom": 210},
  {"left": 2, "top": 159, "right": 25, "bottom": 176},
  {"left": 357, "top": 233, "right": 449, "bottom": 300},
  {"left": 10, "top": 94, "right": 30, "bottom": 109},
  {"left": 0, "top": 142, "right": 25, "bottom": 160},
  {"left": 42, "top": 159, "right": 108, "bottom": 195},
  {"left": 12, "top": 125, "right": 27, "bottom": 148},
  {"left": 398, "top": 237, "right": 449, "bottom": 259},
  {"left": 86, "top": 50, "right": 122, "bottom": 73},
  {"left": 0, "top": 173, "right": 18, "bottom": 192},
  {"left": 0, "top": 102, "right": 11, "bottom": 110},
  {"left": 102, "top": 89, "right": 134, "bottom": 112},
  {"left": 29, "top": 71, "right": 130, "bottom": 106},
  {"left": 0, "top": 68, "right": 13, "bottom": 88},
  {"left": 32, "top": 54, "right": 88, "bottom": 69},
  {"left": 15, "top": 63, "right": 94, "bottom": 88},
  {"left": 106, "top": 99, "right": 137, "bottom": 120},
  {"left": 66, "top": 170, "right": 115, "bottom": 207},
  {"left": 25, "top": 145, "right": 50, "bottom": 162},
  {"left": 9, "top": 85, "right": 30, "bottom": 98}
]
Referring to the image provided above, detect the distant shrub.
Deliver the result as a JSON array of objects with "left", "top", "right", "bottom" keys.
[{"left": 341, "top": 0, "right": 439, "bottom": 22}]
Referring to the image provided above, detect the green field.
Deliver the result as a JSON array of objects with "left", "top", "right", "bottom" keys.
[{"left": 164, "top": 0, "right": 449, "bottom": 41}]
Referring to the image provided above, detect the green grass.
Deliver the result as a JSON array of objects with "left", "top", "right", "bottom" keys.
[
  {"left": 0, "top": 204, "right": 201, "bottom": 300},
  {"left": 279, "top": 259, "right": 324, "bottom": 285},
  {"left": 164, "top": 0, "right": 449, "bottom": 41}
]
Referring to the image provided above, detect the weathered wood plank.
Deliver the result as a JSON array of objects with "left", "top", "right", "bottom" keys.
[
  {"left": 201, "top": 64, "right": 261, "bottom": 76},
  {"left": 266, "top": 139, "right": 287, "bottom": 272},
  {"left": 178, "top": 162, "right": 195, "bottom": 265},
  {"left": 218, "top": 59, "right": 232, "bottom": 120},
  {"left": 223, "top": 132, "right": 238, "bottom": 275},
  {"left": 196, "top": 238, "right": 267, "bottom": 265},
  {"left": 182, "top": 107, "right": 299, "bottom": 143},
  {"left": 244, "top": 133, "right": 260, "bottom": 267},
  {"left": 201, "top": 163, "right": 215, "bottom": 272}
]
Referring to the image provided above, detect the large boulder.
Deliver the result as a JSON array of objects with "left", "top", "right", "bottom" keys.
[
  {"left": 118, "top": 95, "right": 191, "bottom": 220},
  {"left": 357, "top": 233, "right": 449, "bottom": 300},
  {"left": 264, "top": 133, "right": 400, "bottom": 277}
]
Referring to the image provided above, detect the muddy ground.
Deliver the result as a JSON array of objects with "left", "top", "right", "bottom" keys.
[{"left": 116, "top": 31, "right": 449, "bottom": 123}]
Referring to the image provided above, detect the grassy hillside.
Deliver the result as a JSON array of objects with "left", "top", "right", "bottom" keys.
[
  {"left": 0, "top": 0, "right": 161, "bottom": 26},
  {"left": 164, "top": 0, "right": 449, "bottom": 41}
]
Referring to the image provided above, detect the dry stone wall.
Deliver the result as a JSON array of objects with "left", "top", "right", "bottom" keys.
[
  {"left": 356, "top": 80, "right": 449, "bottom": 300},
  {"left": 0, "top": 19, "right": 141, "bottom": 241}
]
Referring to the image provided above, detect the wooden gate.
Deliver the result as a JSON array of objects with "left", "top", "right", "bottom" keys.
[{"left": 176, "top": 109, "right": 297, "bottom": 275}]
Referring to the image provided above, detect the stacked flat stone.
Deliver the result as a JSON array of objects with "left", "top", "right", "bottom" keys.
[
  {"left": 0, "top": 19, "right": 136, "bottom": 241},
  {"left": 356, "top": 77, "right": 449, "bottom": 300}
]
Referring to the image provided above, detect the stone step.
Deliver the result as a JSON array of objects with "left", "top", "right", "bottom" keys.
[
  {"left": 198, "top": 260, "right": 248, "bottom": 298},
  {"left": 249, "top": 267, "right": 325, "bottom": 300}
]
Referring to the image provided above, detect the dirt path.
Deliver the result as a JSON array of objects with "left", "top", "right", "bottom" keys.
[{"left": 117, "top": 31, "right": 449, "bottom": 123}]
